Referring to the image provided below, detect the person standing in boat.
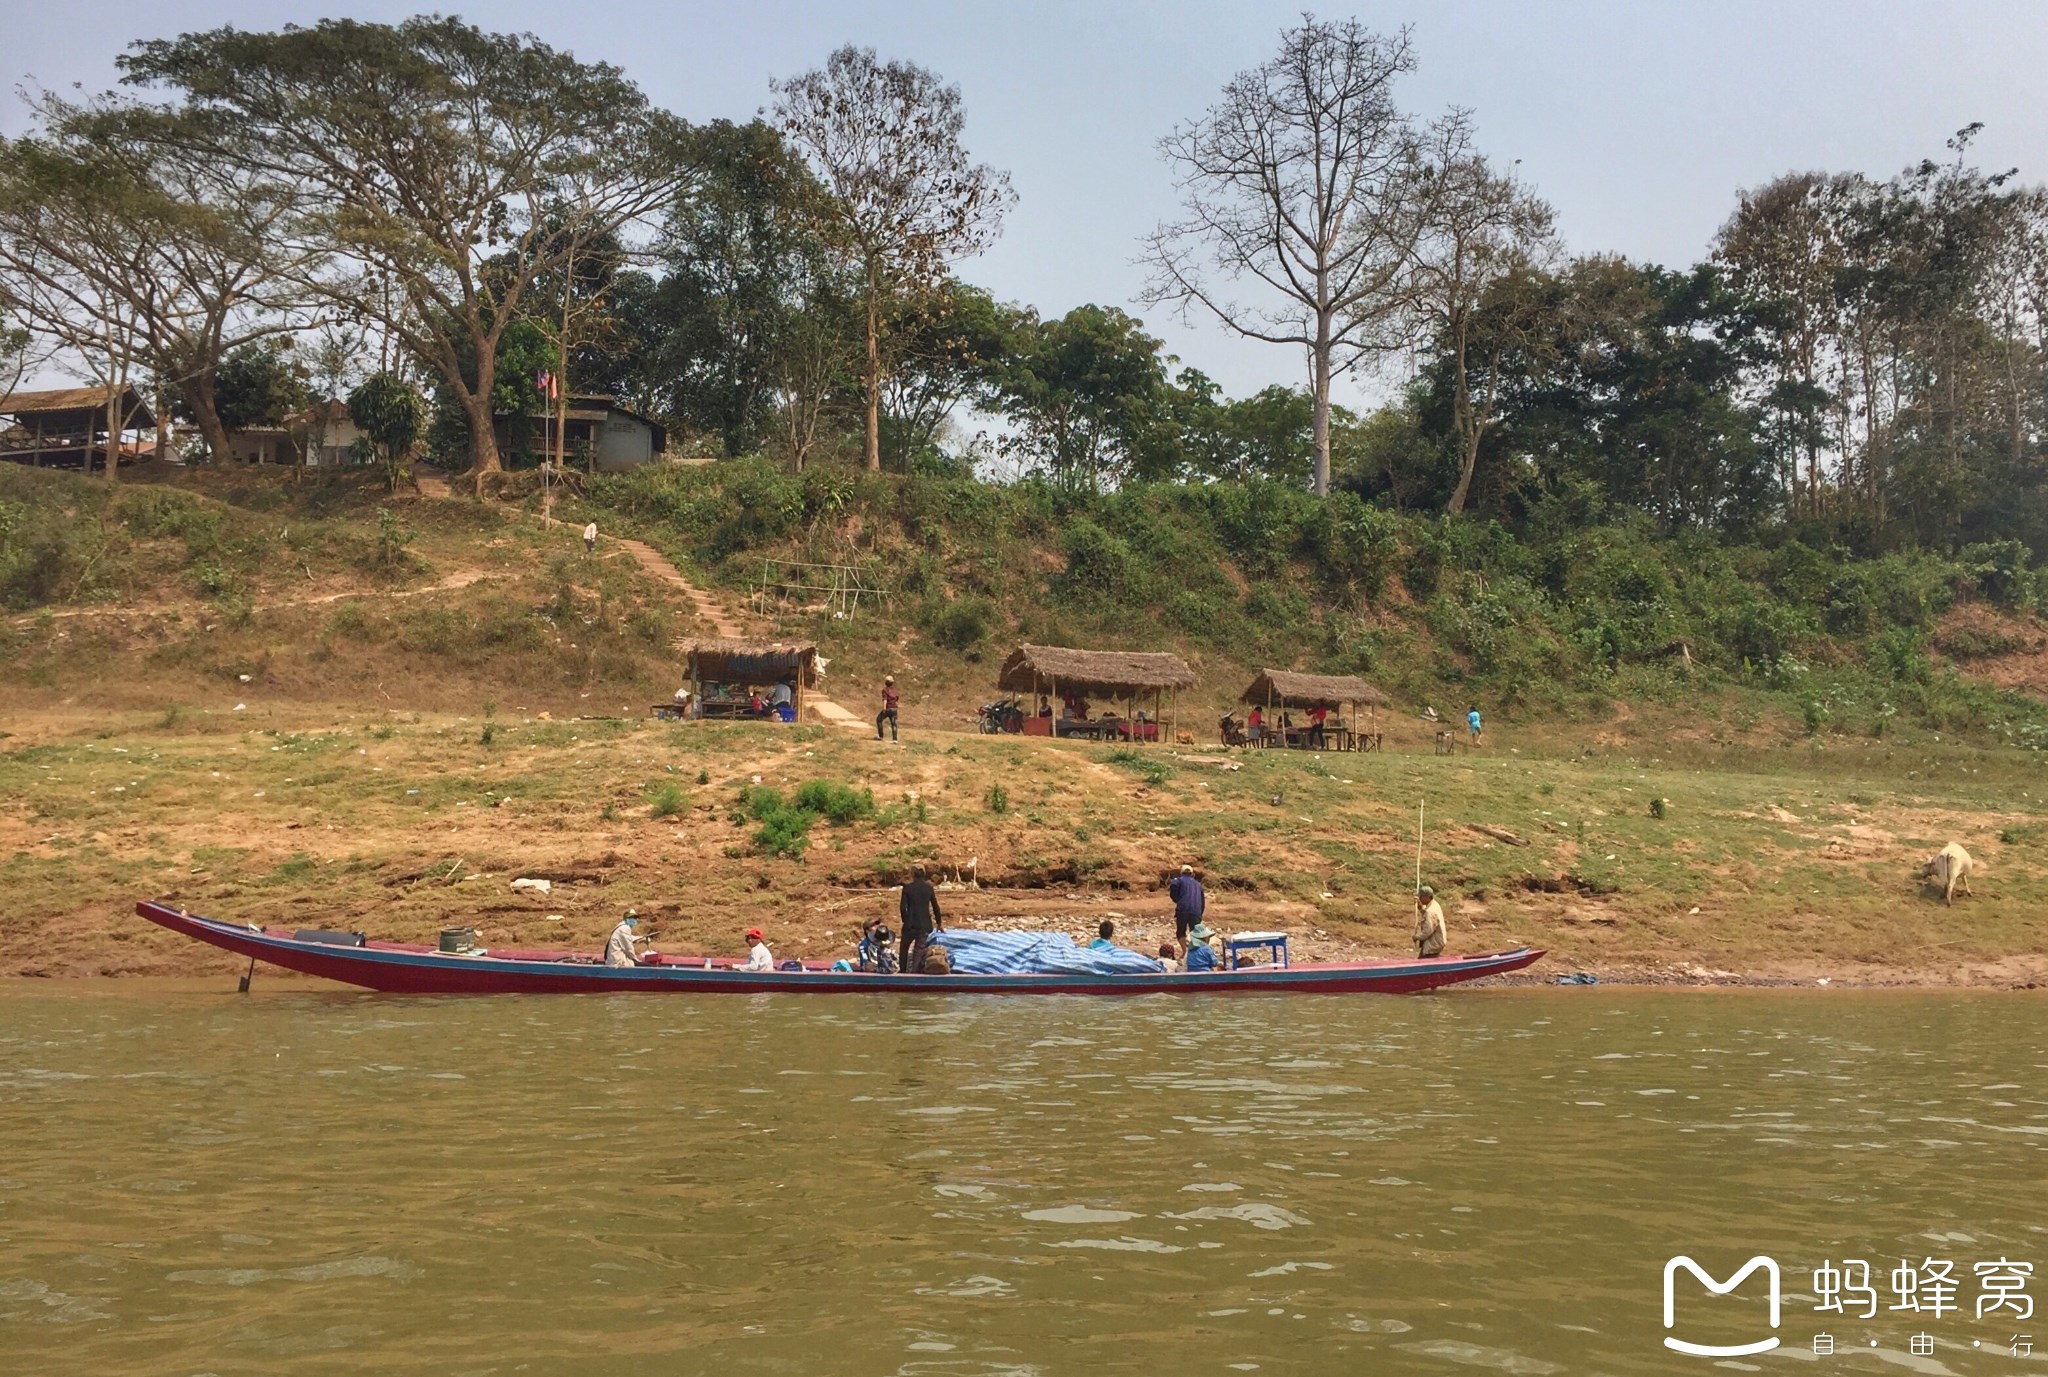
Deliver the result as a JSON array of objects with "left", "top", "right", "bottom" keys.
[
  {"left": 604, "top": 910, "right": 646, "bottom": 967},
  {"left": 1414, "top": 886, "right": 1448, "bottom": 958},
  {"left": 738, "top": 926, "right": 774, "bottom": 972},
  {"left": 898, "top": 865, "right": 943, "bottom": 973}
]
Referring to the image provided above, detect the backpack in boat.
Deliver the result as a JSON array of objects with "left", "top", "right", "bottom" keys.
[{"left": 921, "top": 943, "right": 952, "bottom": 974}]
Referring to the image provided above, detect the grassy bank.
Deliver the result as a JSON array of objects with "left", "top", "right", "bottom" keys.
[{"left": 3, "top": 700, "right": 2043, "bottom": 986}]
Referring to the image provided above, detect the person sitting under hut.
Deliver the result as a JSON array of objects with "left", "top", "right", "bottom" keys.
[
  {"left": 1089, "top": 919, "right": 1116, "bottom": 951},
  {"left": 769, "top": 679, "right": 795, "bottom": 722},
  {"left": 604, "top": 909, "right": 646, "bottom": 968},
  {"left": 1184, "top": 922, "right": 1220, "bottom": 971},
  {"left": 738, "top": 926, "right": 774, "bottom": 972},
  {"left": 1413, "top": 886, "right": 1447, "bottom": 959},
  {"left": 1062, "top": 690, "right": 1089, "bottom": 721},
  {"left": 1038, "top": 695, "right": 1053, "bottom": 718}
]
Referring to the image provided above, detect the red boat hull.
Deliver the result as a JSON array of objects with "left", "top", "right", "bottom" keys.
[{"left": 136, "top": 901, "right": 1542, "bottom": 996}]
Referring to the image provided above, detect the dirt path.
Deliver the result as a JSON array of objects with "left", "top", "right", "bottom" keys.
[
  {"left": 615, "top": 538, "right": 745, "bottom": 637},
  {"left": 412, "top": 466, "right": 454, "bottom": 499},
  {"left": 612, "top": 536, "right": 869, "bottom": 731}
]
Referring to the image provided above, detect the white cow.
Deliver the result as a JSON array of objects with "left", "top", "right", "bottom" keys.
[{"left": 1919, "top": 842, "right": 1981, "bottom": 906}]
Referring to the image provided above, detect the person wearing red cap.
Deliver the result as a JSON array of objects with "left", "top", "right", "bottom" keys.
[{"left": 737, "top": 926, "right": 774, "bottom": 972}]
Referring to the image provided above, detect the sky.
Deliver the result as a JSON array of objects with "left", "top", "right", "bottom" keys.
[{"left": 9, "top": 0, "right": 2048, "bottom": 404}]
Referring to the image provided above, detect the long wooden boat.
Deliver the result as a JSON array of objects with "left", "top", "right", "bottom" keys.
[{"left": 136, "top": 901, "right": 1542, "bottom": 996}]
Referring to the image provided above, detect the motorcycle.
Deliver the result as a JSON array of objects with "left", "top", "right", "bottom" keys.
[{"left": 977, "top": 696, "right": 1025, "bottom": 734}]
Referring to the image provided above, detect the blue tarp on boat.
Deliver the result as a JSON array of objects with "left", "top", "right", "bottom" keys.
[{"left": 930, "top": 930, "right": 1166, "bottom": 976}]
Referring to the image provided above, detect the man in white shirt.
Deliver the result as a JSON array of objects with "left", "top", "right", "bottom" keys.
[
  {"left": 604, "top": 910, "right": 645, "bottom": 967},
  {"left": 737, "top": 926, "right": 774, "bottom": 972},
  {"left": 582, "top": 520, "right": 598, "bottom": 555}
]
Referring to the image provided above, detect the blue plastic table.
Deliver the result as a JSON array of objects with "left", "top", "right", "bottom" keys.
[{"left": 1225, "top": 931, "right": 1289, "bottom": 970}]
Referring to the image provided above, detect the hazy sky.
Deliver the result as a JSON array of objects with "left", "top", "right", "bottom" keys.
[{"left": 10, "top": 1, "right": 2048, "bottom": 403}]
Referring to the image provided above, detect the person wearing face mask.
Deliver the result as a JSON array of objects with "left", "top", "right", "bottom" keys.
[{"left": 604, "top": 909, "right": 646, "bottom": 968}]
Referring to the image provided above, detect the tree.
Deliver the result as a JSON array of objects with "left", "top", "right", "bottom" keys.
[
  {"left": 773, "top": 45, "right": 1013, "bottom": 471},
  {"left": 0, "top": 93, "right": 314, "bottom": 467},
  {"left": 123, "top": 17, "right": 694, "bottom": 487},
  {"left": 1170, "top": 370, "right": 1319, "bottom": 485},
  {"left": 648, "top": 120, "right": 837, "bottom": 457},
  {"left": 347, "top": 371, "right": 425, "bottom": 492},
  {"left": 1144, "top": 18, "right": 1444, "bottom": 496},
  {"left": 211, "top": 342, "right": 309, "bottom": 432},
  {"left": 880, "top": 277, "right": 1009, "bottom": 467},
  {"left": 1398, "top": 144, "right": 1556, "bottom": 513},
  {"left": 987, "top": 304, "right": 1171, "bottom": 490}
]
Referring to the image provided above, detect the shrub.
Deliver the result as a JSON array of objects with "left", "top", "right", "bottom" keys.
[
  {"left": 984, "top": 783, "right": 1009, "bottom": 815},
  {"left": 647, "top": 782, "right": 684, "bottom": 818},
  {"left": 1059, "top": 518, "right": 1133, "bottom": 597},
  {"left": 925, "top": 595, "right": 994, "bottom": 653},
  {"left": 753, "top": 806, "right": 815, "bottom": 859},
  {"left": 792, "top": 779, "right": 876, "bottom": 825}
]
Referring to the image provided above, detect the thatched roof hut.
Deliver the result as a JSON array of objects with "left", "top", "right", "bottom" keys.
[
  {"left": 997, "top": 644, "right": 1197, "bottom": 697},
  {"left": 679, "top": 637, "right": 820, "bottom": 688},
  {"left": 1239, "top": 669, "right": 1389, "bottom": 710}
]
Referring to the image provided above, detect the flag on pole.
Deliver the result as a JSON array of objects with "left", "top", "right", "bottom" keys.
[{"left": 536, "top": 369, "right": 557, "bottom": 399}]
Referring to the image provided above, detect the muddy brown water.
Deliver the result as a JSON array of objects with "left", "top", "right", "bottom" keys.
[{"left": 1, "top": 983, "right": 2041, "bottom": 1375}]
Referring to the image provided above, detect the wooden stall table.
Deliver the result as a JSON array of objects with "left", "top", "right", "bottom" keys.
[
  {"left": 651, "top": 703, "right": 686, "bottom": 721},
  {"left": 1356, "top": 731, "right": 1383, "bottom": 752}
]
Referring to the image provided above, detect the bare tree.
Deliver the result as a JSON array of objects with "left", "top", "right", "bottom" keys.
[
  {"left": 1399, "top": 140, "right": 1556, "bottom": 513},
  {"left": 774, "top": 45, "right": 1013, "bottom": 472},
  {"left": 122, "top": 17, "right": 694, "bottom": 490},
  {"left": 1144, "top": 18, "right": 1443, "bottom": 496}
]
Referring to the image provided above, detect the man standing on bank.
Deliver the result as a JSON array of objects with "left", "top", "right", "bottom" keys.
[
  {"left": 876, "top": 675, "right": 900, "bottom": 741},
  {"left": 1414, "top": 885, "right": 1447, "bottom": 959},
  {"left": 898, "top": 864, "right": 943, "bottom": 973},
  {"left": 1167, "top": 864, "right": 1205, "bottom": 943},
  {"left": 582, "top": 520, "right": 598, "bottom": 556}
]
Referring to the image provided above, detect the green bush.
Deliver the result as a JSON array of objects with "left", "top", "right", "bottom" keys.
[
  {"left": 984, "top": 783, "right": 1009, "bottom": 814},
  {"left": 647, "top": 782, "right": 684, "bottom": 818},
  {"left": 925, "top": 595, "right": 995, "bottom": 653},
  {"left": 1059, "top": 518, "right": 1133, "bottom": 597},
  {"left": 792, "top": 779, "right": 876, "bottom": 825}
]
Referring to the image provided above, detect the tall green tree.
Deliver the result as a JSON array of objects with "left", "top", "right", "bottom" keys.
[
  {"left": 347, "top": 371, "right": 425, "bottom": 491},
  {"left": 648, "top": 120, "right": 836, "bottom": 457},
  {"left": 123, "top": 17, "right": 694, "bottom": 485},
  {"left": 987, "top": 304, "right": 1171, "bottom": 490}
]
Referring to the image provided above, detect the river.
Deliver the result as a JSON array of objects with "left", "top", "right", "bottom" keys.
[{"left": 1, "top": 983, "right": 2041, "bottom": 1375}]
